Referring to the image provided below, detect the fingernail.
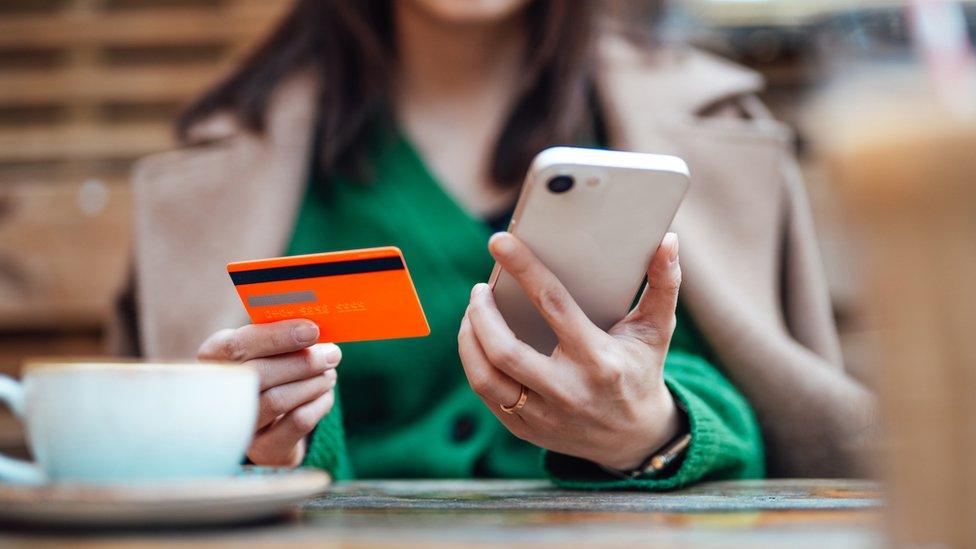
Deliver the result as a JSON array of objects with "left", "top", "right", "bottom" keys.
[
  {"left": 471, "top": 283, "right": 488, "bottom": 299},
  {"left": 666, "top": 233, "right": 679, "bottom": 263},
  {"left": 490, "top": 232, "right": 517, "bottom": 258},
  {"left": 293, "top": 322, "right": 319, "bottom": 344},
  {"left": 324, "top": 344, "right": 341, "bottom": 365}
]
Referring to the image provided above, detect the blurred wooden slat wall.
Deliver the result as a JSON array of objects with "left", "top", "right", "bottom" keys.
[{"left": 0, "top": 0, "right": 291, "bottom": 454}]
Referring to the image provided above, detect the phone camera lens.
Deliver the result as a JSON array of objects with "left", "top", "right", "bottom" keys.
[{"left": 547, "top": 175, "right": 574, "bottom": 194}]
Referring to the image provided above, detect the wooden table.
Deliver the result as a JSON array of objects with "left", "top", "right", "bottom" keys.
[{"left": 0, "top": 479, "right": 884, "bottom": 548}]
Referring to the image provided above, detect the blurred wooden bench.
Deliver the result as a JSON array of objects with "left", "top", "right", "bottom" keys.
[{"left": 0, "top": 0, "right": 290, "bottom": 456}]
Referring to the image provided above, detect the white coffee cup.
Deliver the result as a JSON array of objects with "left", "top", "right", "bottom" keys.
[{"left": 0, "top": 361, "right": 258, "bottom": 484}]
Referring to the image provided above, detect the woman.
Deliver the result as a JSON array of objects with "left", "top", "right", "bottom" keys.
[{"left": 112, "top": 0, "right": 875, "bottom": 486}]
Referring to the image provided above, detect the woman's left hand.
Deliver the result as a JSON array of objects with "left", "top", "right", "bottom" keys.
[{"left": 458, "top": 231, "right": 683, "bottom": 471}]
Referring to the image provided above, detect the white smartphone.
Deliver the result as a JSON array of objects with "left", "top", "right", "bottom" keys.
[{"left": 488, "top": 147, "right": 690, "bottom": 355}]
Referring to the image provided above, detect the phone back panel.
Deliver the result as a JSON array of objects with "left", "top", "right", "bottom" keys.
[{"left": 489, "top": 147, "right": 689, "bottom": 355}]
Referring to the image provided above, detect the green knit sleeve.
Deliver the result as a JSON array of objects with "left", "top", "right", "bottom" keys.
[
  {"left": 543, "top": 349, "right": 765, "bottom": 490},
  {"left": 301, "top": 387, "right": 354, "bottom": 480}
]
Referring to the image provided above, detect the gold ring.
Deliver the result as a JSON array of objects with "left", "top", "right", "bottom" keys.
[{"left": 500, "top": 385, "right": 528, "bottom": 414}]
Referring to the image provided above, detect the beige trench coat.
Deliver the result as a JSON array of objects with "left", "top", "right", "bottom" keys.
[{"left": 112, "top": 37, "right": 875, "bottom": 478}]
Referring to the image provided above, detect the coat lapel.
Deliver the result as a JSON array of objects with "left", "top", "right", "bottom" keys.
[
  {"left": 598, "top": 39, "right": 853, "bottom": 476},
  {"left": 132, "top": 75, "right": 317, "bottom": 358},
  {"left": 597, "top": 37, "right": 792, "bottom": 336}
]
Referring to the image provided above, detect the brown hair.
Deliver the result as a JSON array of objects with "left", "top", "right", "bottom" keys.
[{"left": 177, "top": 0, "right": 597, "bottom": 187}]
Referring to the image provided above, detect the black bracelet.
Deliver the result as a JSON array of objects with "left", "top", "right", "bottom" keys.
[{"left": 599, "top": 397, "right": 691, "bottom": 480}]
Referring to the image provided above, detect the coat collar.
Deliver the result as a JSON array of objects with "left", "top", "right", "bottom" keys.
[
  {"left": 595, "top": 36, "right": 763, "bottom": 141},
  {"left": 132, "top": 38, "right": 764, "bottom": 358}
]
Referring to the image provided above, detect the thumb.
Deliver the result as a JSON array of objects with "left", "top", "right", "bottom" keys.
[{"left": 614, "top": 232, "right": 681, "bottom": 347}]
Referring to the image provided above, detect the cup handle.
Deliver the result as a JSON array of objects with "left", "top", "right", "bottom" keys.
[{"left": 0, "top": 376, "right": 44, "bottom": 484}]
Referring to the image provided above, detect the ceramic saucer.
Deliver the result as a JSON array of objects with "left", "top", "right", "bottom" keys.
[{"left": 0, "top": 466, "right": 330, "bottom": 528}]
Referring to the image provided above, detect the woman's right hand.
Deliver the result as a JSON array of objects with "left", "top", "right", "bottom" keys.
[{"left": 197, "top": 319, "right": 340, "bottom": 467}]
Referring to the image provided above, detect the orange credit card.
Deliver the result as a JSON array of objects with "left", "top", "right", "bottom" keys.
[{"left": 227, "top": 247, "right": 430, "bottom": 344}]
